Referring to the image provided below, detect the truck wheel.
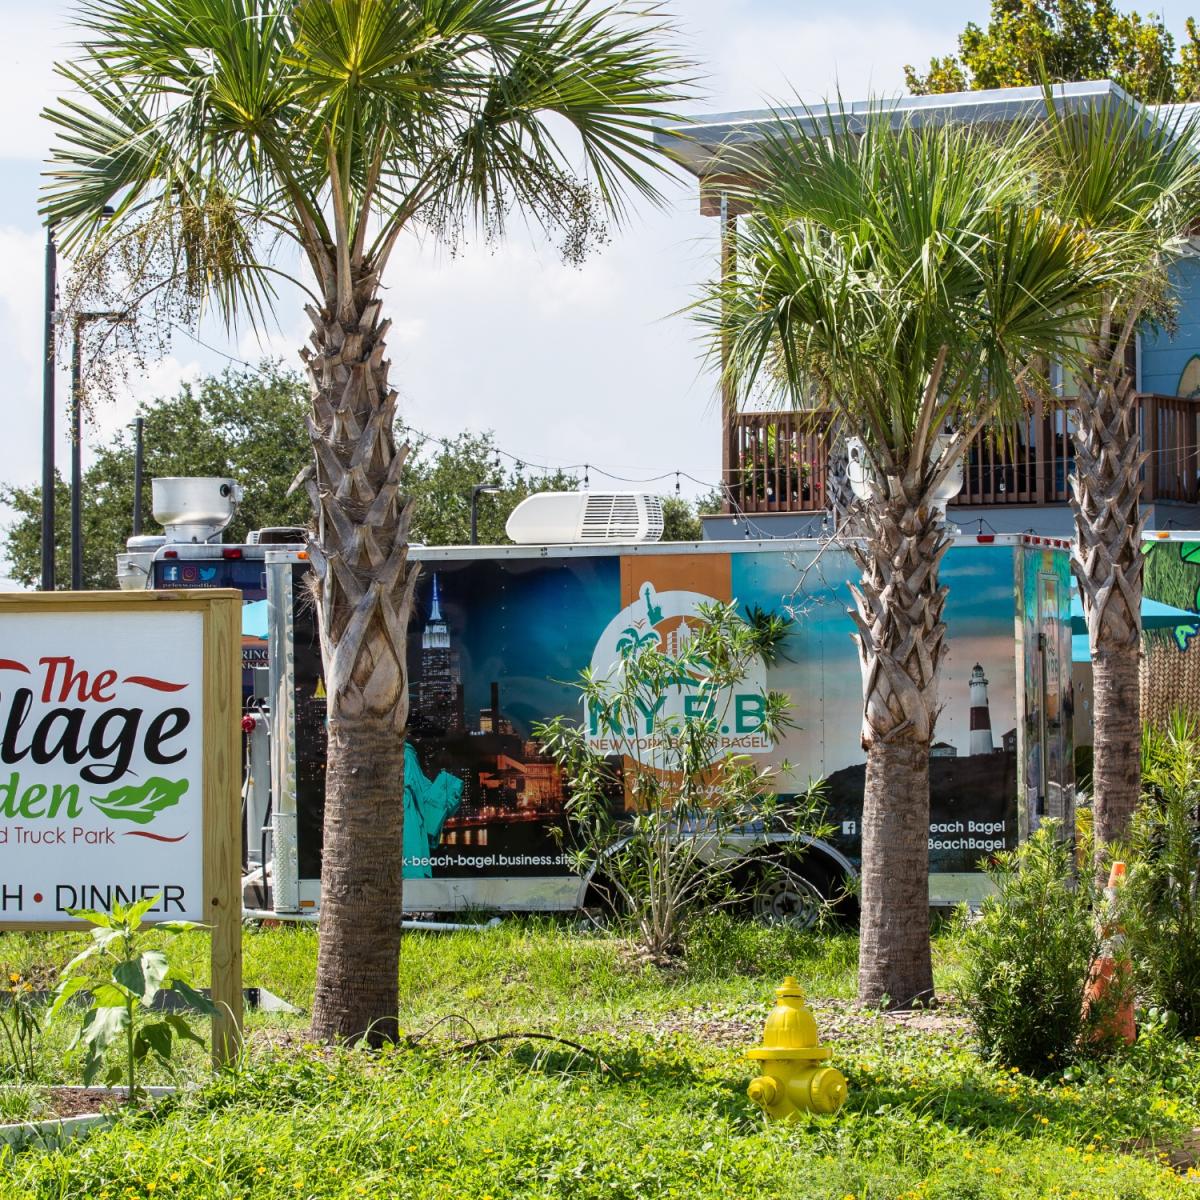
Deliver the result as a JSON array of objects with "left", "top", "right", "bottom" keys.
[
  {"left": 739, "top": 853, "right": 855, "bottom": 929},
  {"left": 748, "top": 866, "right": 825, "bottom": 928}
]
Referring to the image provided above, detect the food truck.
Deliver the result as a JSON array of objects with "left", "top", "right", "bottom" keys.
[{"left": 134, "top": 480, "right": 1075, "bottom": 919}]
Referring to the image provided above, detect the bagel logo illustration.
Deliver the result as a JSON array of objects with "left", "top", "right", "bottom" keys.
[{"left": 586, "top": 582, "right": 772, "bottom": 763}]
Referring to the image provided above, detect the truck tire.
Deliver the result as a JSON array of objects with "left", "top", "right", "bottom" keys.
[{"left": 737, "top": 849, "right": 857, "bottom": 929}]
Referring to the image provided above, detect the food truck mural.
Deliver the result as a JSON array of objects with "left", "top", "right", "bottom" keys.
[{"left": 262, "top": 535, "right": 1073, "bottom": 912}]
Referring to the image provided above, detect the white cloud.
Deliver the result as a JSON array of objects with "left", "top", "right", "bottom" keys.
[
  {"left": 237, "top": 325, "right": 307, "bottom": 368},
  {"left": 0, "top": 9, "right": 70, "bottom": 159},
  {"left": 0, "top": 226, "right": 53, "bottom": 490},
  {"left": 713, "top": 13, "right": 957, "bottom": 107}
]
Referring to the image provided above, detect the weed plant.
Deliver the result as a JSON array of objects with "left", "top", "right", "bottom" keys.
[
  {"left": 49, "top": 897, "right": 215, "bottom": 1098},
  {"left": 0, "top": 974, "right": 40, "bottom": 1081},
  {"left": 536, "top": 602, "right": 827, "bottom": 960},
  {"left": 1127, "top": 713, "right": 1200, "bottom": 1035}
]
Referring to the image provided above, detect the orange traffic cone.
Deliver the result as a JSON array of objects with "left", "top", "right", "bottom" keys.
[{"left": 1082, "top": 862, "right": 1136, "bottom": 1045}]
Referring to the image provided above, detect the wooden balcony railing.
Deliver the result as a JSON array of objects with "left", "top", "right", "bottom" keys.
[{"left": 724, "top": 393, "right": 1200, "bottom": 515}]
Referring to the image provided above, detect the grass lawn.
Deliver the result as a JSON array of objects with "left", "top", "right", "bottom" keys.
[{"left": 0, "top": 915, "right": 1198, "bottom": 1198}]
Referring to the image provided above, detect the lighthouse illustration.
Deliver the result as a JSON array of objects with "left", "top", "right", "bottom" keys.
[{"left": 968, "top": 663, "right": 994, "bottom": 756}]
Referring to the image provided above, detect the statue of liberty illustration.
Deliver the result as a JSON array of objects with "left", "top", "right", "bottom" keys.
[
  {"left": 615, "top": 583, "right": 668, "bottom": 655},
  {"left": 643, "top": 583, "right": 663, "bottom": 626},
  {"left": 403, "top": 744, "right": 462, "bottom": 879}
]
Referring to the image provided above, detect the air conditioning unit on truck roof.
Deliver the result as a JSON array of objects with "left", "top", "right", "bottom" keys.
[{"left": 505, "top": 491, "right": 664, "bottom": 544}]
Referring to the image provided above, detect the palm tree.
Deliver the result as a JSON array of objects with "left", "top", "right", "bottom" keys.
[
  {"left": 42, "top": 0, "right": 689, "bottom": 1043},
  {"left": 706, "top": 108, "right": 1104, "bottom": 1008},
  {"left": 1038, "top": 94, "right": 1200, "bottom": 854}
]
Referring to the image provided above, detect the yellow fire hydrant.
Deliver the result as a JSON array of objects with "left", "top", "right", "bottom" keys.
[{"left": 746, "top": 976, "right": 848, "bottom": 1118}]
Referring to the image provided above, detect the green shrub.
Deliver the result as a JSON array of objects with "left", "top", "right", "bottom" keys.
[
  {"left": 960, "top": 824, "right": 1104, "bottom": 1076},
  {"left": 1126, "top": 713, "right": 1200, "bottom": 1035}
]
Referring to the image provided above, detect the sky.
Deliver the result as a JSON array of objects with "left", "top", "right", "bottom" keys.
[{"left": 0, "top": 0, "right": 1186, "bottom": 579}]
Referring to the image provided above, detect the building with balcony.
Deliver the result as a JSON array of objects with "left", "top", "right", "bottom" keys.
[{"left": 654, "top": 82, "right": 1200, "bottom": 539}]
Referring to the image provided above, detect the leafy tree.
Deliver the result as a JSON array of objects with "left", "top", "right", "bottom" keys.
[
  {"left": 660, "top": 490, "right": 723, "bottom": 541},
  {"left": 906, "top": 1, "right": 1200, "bottom": 102},
  {"left": 400, "top": 430, "right": 577, "bottom": 546},
  {"left": 706, "top": 109, "right": 1103, "bottom": 1008},
  {"left": 45, "top": 0, "right": 689, "bottom": 1042},
  {"left": 2, "top": 364, "right": 310, "bottom": 589}
]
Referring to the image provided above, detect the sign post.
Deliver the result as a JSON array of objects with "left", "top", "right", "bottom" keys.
[{"left": 0, "top": 589, "right": 243, "bottom": 1068}]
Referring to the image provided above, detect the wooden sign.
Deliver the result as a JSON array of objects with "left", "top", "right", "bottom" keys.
[{"left": 0, "top": 589, "right": 243, "bottom": 1066}]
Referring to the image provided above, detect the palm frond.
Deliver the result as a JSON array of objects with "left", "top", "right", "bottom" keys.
[
  {"left": 1038, "top": 87, "right": 1200, "bottom": 331},
  {"left": 45, "top": 0, "right": 693, "bottom": 324}
]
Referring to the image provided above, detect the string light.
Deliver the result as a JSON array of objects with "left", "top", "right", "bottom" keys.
[
  {"left": 171, "top": 322, "right": 1200, "bottom": 537},
  {"left": 168, "top": 322, "right": 739, "bottom": 499}
]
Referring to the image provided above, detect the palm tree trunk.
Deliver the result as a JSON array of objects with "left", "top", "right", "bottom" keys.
[
  {"left": 847, "top": 499, "right": 947, "bottom": 1010},
  {"left": 1070, "top": 369, "right": 1144, "bottom": 852},
  {"left": 300, "top": 283, "right": 418, "bottom": 1045},
  {"left": 311, "top": 714, "right": 406, "bottom": 1040},
  {"left": 858, "top": 739, "right": 933, "bottom": 1007}
]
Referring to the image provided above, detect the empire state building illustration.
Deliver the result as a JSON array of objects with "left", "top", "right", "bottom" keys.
[
  {"left": 415, "top": 575, "right": 465, "bottom": 734},
  {"left": 406, "top": 570, "right": 569, "bottom": 865}
]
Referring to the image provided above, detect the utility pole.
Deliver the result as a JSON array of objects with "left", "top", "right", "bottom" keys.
[{"left": 40, "top": 224, "right": 57, "bottom": 591}]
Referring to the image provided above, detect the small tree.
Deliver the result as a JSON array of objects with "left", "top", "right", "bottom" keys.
[
  {"left": 960, "top": 824, "right": 1109, "bottom": 1076},
  {"left": 536, "top": 601, "right": 824, "bottom": 959}
]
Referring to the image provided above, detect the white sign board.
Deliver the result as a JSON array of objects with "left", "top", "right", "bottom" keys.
[{"left": 0, "top": 608, "right": 205, "bottom": 922}]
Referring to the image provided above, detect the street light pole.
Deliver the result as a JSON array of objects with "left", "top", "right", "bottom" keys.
[
  {"left": 469, "top": 483, "right": 502, "bottom": 545},
  {"left": 40, "top": 224, "right": 57, "bottom": 591},
  {"left": 69, "top": 325, "right": 83, "bottom": 590},
  {"left": 69, "top": 309, "right": 128, "bottom": 590},
  {"left": 132, "top": 416, "right": 145, "bottom": 536}
]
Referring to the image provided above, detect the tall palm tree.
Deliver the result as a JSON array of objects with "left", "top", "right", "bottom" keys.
[
  {"left": 706, "top": 109, "right": 1104, "bottom": 1007},
  {"left": 42, "top": 0, "right": 688, "bottom": 1043},
  {"left": 1038, "top": 94, "right": 1200, "bottom": 854}
]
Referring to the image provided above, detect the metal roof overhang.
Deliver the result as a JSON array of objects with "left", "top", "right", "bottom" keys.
[{"left": 652, "top": 80, "right": 1142, "bottom": 198}]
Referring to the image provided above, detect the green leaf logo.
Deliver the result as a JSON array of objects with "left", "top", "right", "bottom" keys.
[{"left": 89, "top": 777, "right": 188, "bottom": 825}]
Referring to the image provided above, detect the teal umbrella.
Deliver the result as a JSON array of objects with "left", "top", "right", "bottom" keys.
[
  {"left": 1070, "top": 592, "right": 1200, "bottom": 633},
  {"left": 1072, "top": 634, "right": 1090, "bottom": 665},
  {"left": 1070, "top": 590, "right": 1200, "bottom": 663}
]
